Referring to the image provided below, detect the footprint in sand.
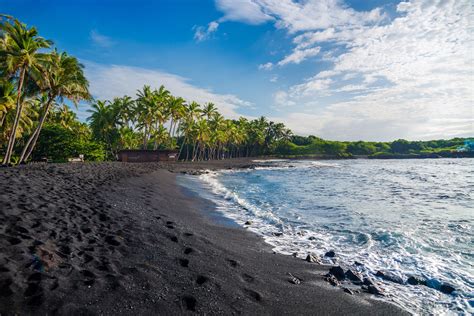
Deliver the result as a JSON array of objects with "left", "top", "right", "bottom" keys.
[
  {"left": 181, "top": 295, "right": 197, "bottom": 311},
  {"left": 178, "top": 258, "right": 189, "bottom": 268},
  {"left": 243, "top": 288, "right": 263, "bottom": 302},
  {"left": 242, "top": 273, "right": 255, "bottom": 283},
  {"left": 196, "top": 275, "right": 208, "bottom": 285},
  {"left": 226, "top": 259, "right": 239, "bottom": 268}
]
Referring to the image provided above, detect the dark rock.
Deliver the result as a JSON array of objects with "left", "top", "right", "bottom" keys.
[
  {"left": 368, "top": 284, "right": 384, "bottom": 296},
  {"left": 329, "top": 266, "right": 345, "bottom": 281},
  {"left": 343, "top": 287, "right": 354, "bottom": 295},
  {"left": 288, "top": 273, "right": 301, "bottom": 285},
  {"left": 376, "top": 271, "right": 404, "bottom": 284},
  {"left": 354, "top": 261, "right": 363, "bottom": 266},
  {"left": 308, "top": 236, "right": 317, "bottom": 241},
  {"left": 345, "top": 269, "right": 363, "bottom": 283},
  {"left": 407, "top": 276, "right": 427, "bottom": 286},
  {"left": 439, "top": 283, "right": 456, "bottom": 295},
  {"left": 244, "top": 221, "right": 252, "bottom": 226},
  {"left": 272, "top": 232, "right": 283, "bottom": 237},
  {"left": 363, "top": 277, "right": 375, "bottom": 286},
  {"left": 305, "top": 253, "right": 321, "bottom": 264},
  {"left": 324, "top": 275, "right": 340, "bottom": 286},
  {"left": 325, "top": 250, "right": 336, "bottom": 257}
]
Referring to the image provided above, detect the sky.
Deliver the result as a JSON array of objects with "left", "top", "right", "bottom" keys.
[{"left": 2, "top": 0, "right": 473, "bottom": 141}]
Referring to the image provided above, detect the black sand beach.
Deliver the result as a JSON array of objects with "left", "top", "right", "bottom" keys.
[{"left": 0, "top": 161, "right": 408, "bottom": 315}]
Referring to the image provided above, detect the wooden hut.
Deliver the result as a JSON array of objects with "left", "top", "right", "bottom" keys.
[{"left": 118, "top": 150, "right": 179, "bottom": 162}]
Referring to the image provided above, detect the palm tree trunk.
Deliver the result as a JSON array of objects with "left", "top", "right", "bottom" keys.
[
  {"left": 143, "top": 125, "right": 148, "bottom": 149},
  {"left": 0, "top": 114, "right": 6, "bottom": 129},
  {"left": 3, "top": 67, "right": 26, "bottom": 165},
  {"left": 19, "top": 94, "right": 55, "bottom": 163},
  {"left": 178, "top": 135, "right": 187, "bottom": 161}
]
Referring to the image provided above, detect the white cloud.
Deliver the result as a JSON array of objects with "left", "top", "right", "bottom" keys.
[
  {"left": 273, "top": 90, "right": 296, "bottom": 108},
  {"left": 342, "top": 73, "right": 357, "bottom": 80},
  {"left": 258, "top": 62, "right": 274, "bottom": 70},
  {"left": 290, "top": 78, "right": 333, "bottom": 96},
  {"left": 254, "top": 0, "right": 384, "bottom": 33},
  {"left": 215, "top": 0, "right": 273, "bottom": 24},
  {"left": 193, "top": 21, "right": 220, "bottom": 42},
  {"left": 336, "top": 84, "right": 368, "bottom": 92},
  {"left": 277, "top": 46, "right": 321, "bottom": 66},
  {"left": 265, "top": 0, "right": 474, "bottom": 140},
  {"left": 315, "top": 70, "right": 340, "bottom": 79},
  {"left": 269, "top": 75, "right": 279, "bottom": 82},
  {"left": 90, "top": 30, "right": 115, "bottom": 48},
  {"left": 81, "top": 61, "right": 250, "bottom": 120}
]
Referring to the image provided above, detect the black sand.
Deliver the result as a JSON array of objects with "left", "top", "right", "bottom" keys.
[{"left": 0, "top": 161, "right": 408, "bottom": 315}]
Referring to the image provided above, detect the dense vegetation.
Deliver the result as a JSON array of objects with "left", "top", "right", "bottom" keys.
[
  {"left": 276, "top": 136, "right": 473, "bottom": 158},
  {"left": 1, "top": 16, "right": 472, "bottom": 164}
]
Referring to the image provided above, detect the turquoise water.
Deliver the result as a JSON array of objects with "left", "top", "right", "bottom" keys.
[{"left": 180, "top": 159, "right": 473, "bottom": 314}]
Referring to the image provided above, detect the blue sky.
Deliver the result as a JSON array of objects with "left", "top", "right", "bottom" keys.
[{"left": 2, "top": 0, "right": 472, "bottom": 141}]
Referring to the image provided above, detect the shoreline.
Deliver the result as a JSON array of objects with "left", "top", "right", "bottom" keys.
[{"left": 0, "top": 161, "right": 407, "bottom": 315}]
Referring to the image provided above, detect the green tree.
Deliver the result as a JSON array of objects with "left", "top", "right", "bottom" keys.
[
  {"left": 0, "top": 18, "right": 52, "bottom": 164},
  {"left": 19, "top": 50, "right": 90, "bottom": 163}
]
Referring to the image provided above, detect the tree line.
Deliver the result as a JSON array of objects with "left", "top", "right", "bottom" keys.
[{"left": 86, "top": 87, "right": 293, "bottom": 161}]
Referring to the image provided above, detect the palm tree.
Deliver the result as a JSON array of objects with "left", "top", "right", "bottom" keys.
[
  {"left": 114, "top": 96, "right": 135, "bottom": 128},
  {"left": 19, "top": 50, "right": 90, "bottom": 163},
  {"left": 202, "top": 102, "right": 217, "bottom": 120},
  {"left": 1, "top": 96, "right": 39, "bottom": 148},
  {"left": 209, "top": 112, "right": 225, "bottom": 159},
  {"left": 87, "top": 100, "right": 119, "bottom": 157},
  {"left": 0, "top": 18, "right": 52, "bottom": 165},
  {"left": 0, "top": 79, "right": 15, "bottom": 128},
  {"left": 135, "top": 85, "right": 156, "bottom": 148},
  {"left": 151, "top": 125, "right": 169, "bottom": 149},
  {"left": 193, "top": 119, "right": 209, "bottom": 161},
  {"left": 168, "top": 96, "right": 185, "bottom": 140},
  {"left": 54, "top": 104, "right": 77, "bottom": 130},
  {"left": 151, "top": 85, "right": 170, "bottom": 149},
  {"left": 178, "top": 101, "right": 201, "bottom": 160}
]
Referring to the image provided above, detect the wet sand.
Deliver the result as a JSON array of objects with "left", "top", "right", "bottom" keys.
[{"left": 0, "top": 161, "right": 408, "bottom": 315}]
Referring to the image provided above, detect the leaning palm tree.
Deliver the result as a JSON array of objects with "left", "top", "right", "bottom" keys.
[
  {"left": 1, "top": 96, "right": 39, "bottom": 147},
  {"left": 0, "top": 79, "right": 15, "bottom": 129},
  {"left": 19, "top": 50, "right": 90, "bottom": 163},
  {"left": 0, "top": 18, "right": 52, "bottom": 165}
]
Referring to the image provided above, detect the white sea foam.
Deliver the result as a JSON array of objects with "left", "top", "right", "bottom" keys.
[
  {"left": 251, "top": 159, "right": 288, "bottom": 163},
  {"left": 310, "top": 161, "right": 340, "bottom": 168}
]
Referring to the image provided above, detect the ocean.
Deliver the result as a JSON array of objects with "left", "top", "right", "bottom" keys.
[{"left": 178, "top": 159, "right": 473, "bottom": 314}]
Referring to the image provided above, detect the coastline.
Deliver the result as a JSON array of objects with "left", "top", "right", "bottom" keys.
[{"left": 0, "top": 161, "right": 407, "bottom": 315}]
